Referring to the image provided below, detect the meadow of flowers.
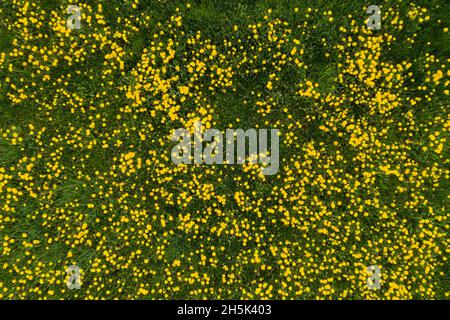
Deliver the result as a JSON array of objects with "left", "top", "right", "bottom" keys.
[{"left": 0, "top": 0, "right": 448, "bottom": 300}]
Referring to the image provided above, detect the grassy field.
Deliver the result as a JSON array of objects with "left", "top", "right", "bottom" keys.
[{"left": 0, "top": 0, "right": 448, "bottom": 299}]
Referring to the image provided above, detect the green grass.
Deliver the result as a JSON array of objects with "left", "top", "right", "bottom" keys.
[{"left": 0, "top": 0, "right": 448, "bottom": 300}]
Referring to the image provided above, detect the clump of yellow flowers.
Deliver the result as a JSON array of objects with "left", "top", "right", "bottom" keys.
[{"left": 0, "top": 1, "right": 448, "bottom": 300}]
